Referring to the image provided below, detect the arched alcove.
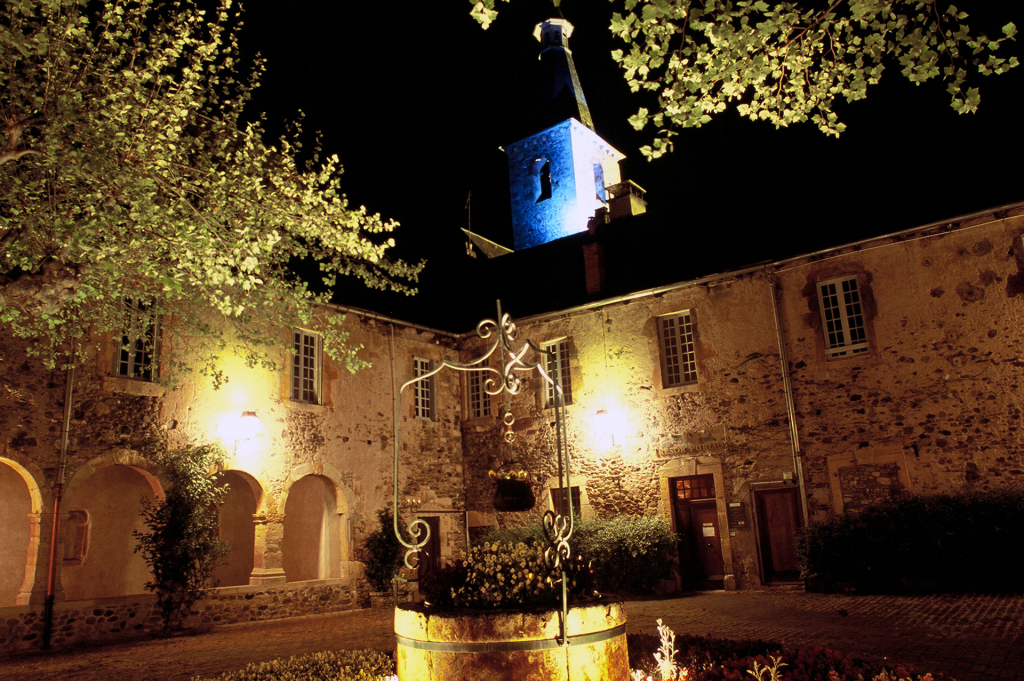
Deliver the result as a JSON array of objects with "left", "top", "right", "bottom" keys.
[
  {"left": 62, "top": 464, "right": 161, "bottom": 600},
  {"left": 0, "top": 458, "right": 41, "bottom": 606},
  {"left": 213, "top": 470, "right": 261, "bottom": 587},
  {"left": 282, "top": 475, "right": 340, "bottom": 582}
]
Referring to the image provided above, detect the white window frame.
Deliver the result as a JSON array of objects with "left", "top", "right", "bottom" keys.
[
  {"left": 413, "top": 357, "right": 437, "bottom": 420},
  {"left": 543, "top": 339, "right": 572, "bottom": 407},
  {"left": 291, "top": 329, "right": 322, "bottom": 404},
  {"left": 817, "top": 275, "right": 870, "bottom": 359},
  {"left": 549, "top": 485, "right": 582, "bottom": 516},
  {"left": 113, "top": 298, "right": 158, "bottom": 381},
  {"left": 657, "top": 311, "right": 698, "bottom": 388},
  {"left": 466, "top": 368, "right": 490, "bottom": 420}
]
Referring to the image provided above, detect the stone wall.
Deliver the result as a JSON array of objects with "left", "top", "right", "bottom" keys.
[
  {"left": 460, "top": 274, "right": 796, "bottom": 589},
  {"left": 0, "top": 579, "right": 358, "bottom": 655},
  {"left": 779, "top": 209, "right": 1024, "bottom": 520},
  {"left": 837, "top": 462, "right": 901, "bottom": 514}
]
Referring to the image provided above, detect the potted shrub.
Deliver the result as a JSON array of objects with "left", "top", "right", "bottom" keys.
[{"left": 396, "top": 541, "right": 628, "bottom": 680}]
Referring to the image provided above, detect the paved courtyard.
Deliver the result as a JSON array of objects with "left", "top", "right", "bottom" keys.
[{"left": 1, "top": 590, "right": 1021, "bottom": 680}]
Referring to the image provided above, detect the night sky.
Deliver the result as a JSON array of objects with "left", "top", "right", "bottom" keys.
[{"left": 238, "top": 0, "right": 1024, "bottom": 329}]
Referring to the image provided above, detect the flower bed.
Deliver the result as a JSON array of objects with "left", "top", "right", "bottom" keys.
[
  {"left": 191, "top": 650, "right": 394, "bottom": 680},
  {"left": 626, "top": 629, "right": 941, "bottom": 681}
]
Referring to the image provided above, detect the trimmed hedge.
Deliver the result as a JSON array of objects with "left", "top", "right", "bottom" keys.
[
  {"left": 480, "top": 514, "right": 678, "bottom": 594},
  {"left": 799, "top": 488, "right": 1024, "bottom": 593}
]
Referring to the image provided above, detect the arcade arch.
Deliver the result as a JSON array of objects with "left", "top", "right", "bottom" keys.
[
  {"left": 213, "top": 470, "right": 262, "bottom": 587},
  {"left": 62, "top": 463, "right": 162, "bottom": 601},
  {"left": 0, "top": 457, "right": 43, "bottom": 607},
  {"left": 282, "top": 474, "right": 342, "bottom": 582}
]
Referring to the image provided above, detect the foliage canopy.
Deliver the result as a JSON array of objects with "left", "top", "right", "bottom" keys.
[
  {"left": 1, "top": 0, "right": 420, "bottom": 379},
  {"left": 472, "top": 0, "right": 1018, "bottom": 158}
]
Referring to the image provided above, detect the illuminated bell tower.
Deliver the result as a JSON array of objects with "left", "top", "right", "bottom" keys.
[{"left": 506, "top": 19, "right": 627, "bottom": 251}]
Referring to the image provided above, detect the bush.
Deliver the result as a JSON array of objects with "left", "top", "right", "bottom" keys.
[
  {"left": 134, "top": 444, "right": 231, "bottom": 633},
  {"left": 364, "top": 509, "right": 404, "bottom": 591},
  {"left": 799, "top": 488, "right": 1024, "bottom": 593},
  {"left": 482, "top": 514, "right": 678, "bottom": 595},
  {"left": 573, "top": 515, "right": 678, "bottom": 594},
  {"left": 192, "top": 650, "right": 394, "bottom": 680}
]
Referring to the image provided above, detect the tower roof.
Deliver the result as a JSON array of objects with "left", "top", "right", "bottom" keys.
[{"left": 532, "top": 19, "right": 594, "bottom": 131}]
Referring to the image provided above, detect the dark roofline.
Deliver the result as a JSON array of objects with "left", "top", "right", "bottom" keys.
[{"left": 459, "top": 199, "right": 1024, "bottom": 333}]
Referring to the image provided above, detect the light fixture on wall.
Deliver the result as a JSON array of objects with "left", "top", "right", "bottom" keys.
[
  {"left": 238, "top": 411, "right": 261, "bottom": 440},
  {"left": 216, "top": 410, "right": 263, "bottom": 467},
  {"left": 592, "top": 408, "right": 626, "bottom": 451}
]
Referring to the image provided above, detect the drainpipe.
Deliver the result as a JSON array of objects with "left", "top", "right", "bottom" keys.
[
  {"left": 767, "top": 276, "right": 810, "bottom": 526},
  {"left": 42, "top": 364, "right": 74, "bottom": 650}
]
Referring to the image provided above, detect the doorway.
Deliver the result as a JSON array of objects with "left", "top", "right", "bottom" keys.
[
  {"left": 754, "top": 487, "right": 802, "bottom": 583},
  {"left": 670, "top": 474, "right": 725, "bottom": 589}
]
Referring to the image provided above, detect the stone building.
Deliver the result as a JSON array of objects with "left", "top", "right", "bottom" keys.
[
  {"left": 0, "top": 311, "right": 467, "bottom": 652},
  {"left": 3, "top": 16, "right": 1023, "bottom": 653}
]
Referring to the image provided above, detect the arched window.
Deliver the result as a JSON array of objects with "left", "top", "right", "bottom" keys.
[
  {"left": 538, "top": 160, "right": 552, "bottom": 202},
  {"left": 529, "top": 157, "right": 552, "bottom": 203},
  {"left": 593, "top": 162, "right": 607, "bottom": 203}
]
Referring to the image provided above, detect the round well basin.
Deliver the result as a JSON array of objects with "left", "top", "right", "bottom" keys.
[{"left": 395, "top": 600, "right": 629, "bottom": 681}]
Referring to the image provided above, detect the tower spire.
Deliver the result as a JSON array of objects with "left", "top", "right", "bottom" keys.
[{"left": 533, "top": 19, "right": 594, "bottom": 131}]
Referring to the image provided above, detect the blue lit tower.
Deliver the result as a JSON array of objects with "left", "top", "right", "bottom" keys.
[{"left": 506, "top": 19, "right": 631, "bottom": 251}]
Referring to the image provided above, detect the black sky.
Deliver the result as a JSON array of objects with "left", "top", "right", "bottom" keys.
[{"left": 238, "top": 0, "right": 1024, "bottom": 329}]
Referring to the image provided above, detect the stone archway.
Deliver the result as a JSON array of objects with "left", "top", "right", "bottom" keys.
[
  {"left": 213, "top": 470, "right": 262, "bottom": 587},
  {"left": 62, "top": 456, "right": 163, "bottom": 601},
  {"left": 282, "top": 474, "right": 340, "bottom": 581},
  {"left": 278, "top": 462, "right": 356, "bottom": 582},
  {"left": 0, "top": 456, "right": 44, "bottom": 606}
]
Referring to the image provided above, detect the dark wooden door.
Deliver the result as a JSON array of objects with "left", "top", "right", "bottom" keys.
[
  {"left": 671, "top": 474, "right": 724, "bottom": 588},
  {"left": 417, "top": 516, "right": 441, "bottom": 583},
  {"left": 690, "top": 501, "right": 725, "bottom": 580},
  {"left": 755, "top": 488, "right": 802, "bottom": 582},
  {"left": 672, "top": 495, "right": 700, "bottom": 587}
]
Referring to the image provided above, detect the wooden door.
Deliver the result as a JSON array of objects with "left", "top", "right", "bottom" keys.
[
  {"left": 755, "top": 488, "right": 802, "bottom": 583},
  {"left": 417, "top": 517, "right": 441, "bottom": 583},
  {"left": 671, "top": 474, "right": 724, "bottom": 589},
  {"left": 671, "top": 496, "right": 700, "bottom": 587},
  {"left": 690, "top": 501, "right": 725, "bottom": 580}
]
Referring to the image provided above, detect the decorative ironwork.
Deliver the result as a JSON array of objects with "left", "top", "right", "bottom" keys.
[{"left": 391, "top": 300, "right": 574, "bottom": 643}]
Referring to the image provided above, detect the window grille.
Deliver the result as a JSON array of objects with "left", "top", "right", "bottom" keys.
[
  {"left": 467, "top": 368, "right": 490, "bottom": 419},
  {"left": 291, "top": 330, "right": 321, "bottom": 403},
  {"left": 658, "top": 311, "right": 698, "bottom": 388},
  {"left": 543, "top": 339, "right": 572, "bottom": 407},
  {"left": 675, "top": 474, "right": 716, "bottom": 500},
  {"left": 817, "top": 276, "right": 869, "bottom": 358},
  {"left": 114, "top": 298, "right": 157, "bottom": 381},
  {"left": 414, "top": 357, "right": 436, "bottom": 419}
]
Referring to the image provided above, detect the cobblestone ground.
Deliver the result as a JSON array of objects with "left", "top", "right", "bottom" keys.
[{"left": 1, "top": 590, "right": 1021, "bottom": 680}]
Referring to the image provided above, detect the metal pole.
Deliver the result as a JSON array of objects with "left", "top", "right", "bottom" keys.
[{"left": 42, "top": 364, "right": 74, "bottom": 650}]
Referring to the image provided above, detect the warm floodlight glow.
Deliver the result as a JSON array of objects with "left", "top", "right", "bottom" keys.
[
  {"left": 216, "top": 411, "right": 264, "bottom": 468},
  {"left": 591, "top": 407, "right": 629, "bottom": 451}
]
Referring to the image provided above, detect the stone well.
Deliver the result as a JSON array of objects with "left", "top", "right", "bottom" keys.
[{"left": 394, "top": 600, "right": 629, "bottom": 680}]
